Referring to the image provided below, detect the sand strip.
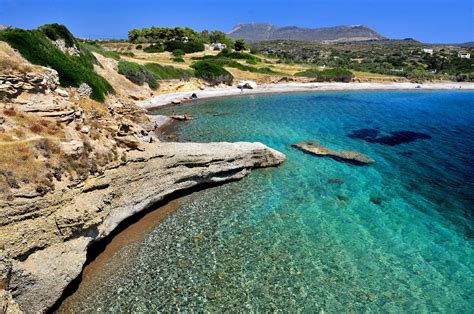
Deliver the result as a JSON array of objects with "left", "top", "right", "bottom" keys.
[{"left": 140, "top": 82, "right": 474, "bottom": 110}]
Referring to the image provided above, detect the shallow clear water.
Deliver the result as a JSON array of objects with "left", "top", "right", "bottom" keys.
[{"left": 64, "top": 91, "right": 474, "bottom": 312}]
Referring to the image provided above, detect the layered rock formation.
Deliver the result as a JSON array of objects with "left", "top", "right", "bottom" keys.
[
  {"left": 0, "top": 42, "right": 60, "bottom": 100},
  {"left": 0, "top": 141, "right": 285, "bottom": 312},
  {"left": 293, "top": 141, "right": 374, "bottom": 165},
  {"left": 0, "top": 69, "right": 59, "bottom": 98}
]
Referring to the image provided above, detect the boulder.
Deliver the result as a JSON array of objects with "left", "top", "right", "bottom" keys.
[
  {"left": 55, "top": 88, "right": 69, "bottom": 98},
  {"left": 292, "top": 141, "right": 374, "bottom": 165},
  {"left": 237, "top": 80, "right": 257, "bottom": 89},
  {"left": 77, "top": 83, "right": 92, "bottom": 98},
  {"left": 171, "top": 114, "right": 193, "bottom": 121},
  {"left": 60, "top": 140, "right": 84, "bottom": 156},
  {"left": 52, "top": 39, "right": 80, "bottom": 57},
  {"left": 114, "top": 135, "right": 145, "bottom": 151}
]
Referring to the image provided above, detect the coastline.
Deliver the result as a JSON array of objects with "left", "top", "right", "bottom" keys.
[
  {"left": 56, "top": 199, "right": 181, "bottom": 312},
  {"left": 2, "top": 142, "right": 286, "bottom": 312},
  {"left": 140, "top": 82, "right": 474, "bottom": 110}
]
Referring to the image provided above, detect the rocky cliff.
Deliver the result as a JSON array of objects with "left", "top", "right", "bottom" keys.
[{"left": 0, "top": 141, "right": 285, "bottom": 312}]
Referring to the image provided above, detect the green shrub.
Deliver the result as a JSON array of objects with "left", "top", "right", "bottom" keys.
[
  {"left": 295, "top": 68, "right": 354, "bottom": 82},
  {"left": 246, "top": 59, "right": 257, "bottom": 65},
  {"left": 191, "top": 61, "right": 233, "bottom": 85},
  {"left": 38, "top": 23, "right": 76, "bottom": 47},
  {"left": 192, "top": 55, "right": 279, "bottom": 75},
  {"left": 118, "top": 60, "right": 159, "bottom": 89},
  {"left": 233, "top": 39, "right": 249, "bottom": 52},
  {"left": 79, "top": 42, "right": 121, "bottom": 61},
  {"left": 0, "top": 27, "right": 114, "bottom": 102},
  {"left": 172, "top": 49, "right": 185, "bottom": 57},
  {"left": 128, "top": 27, "right": 201, "bottom": 43},
  {"left": 218, "top": 51, "right": 261, "bottom": 62},
  {"left": 144, "top": 44, "right": 164, "bottom": 53},
  {"left": 144, "top": 63, "right": 193, "bottom": 80},
  {"left": 136, "top": 44, "right": 143, "bottom": 49},
  {"left": 164, "top": 40, "right": 204, "bottom": 53},
  {"left": 172, "top": 57, "right": 185, "bottom": 63}
]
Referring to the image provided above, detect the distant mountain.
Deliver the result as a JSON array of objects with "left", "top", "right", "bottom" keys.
[
  {"left": 458, "top": 41, "right": 474, "bottom": 47},
  {"left": 228, "top": 23, "right": 386, "bottom": 43}
]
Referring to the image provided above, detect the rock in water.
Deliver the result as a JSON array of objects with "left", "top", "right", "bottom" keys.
[
  {"left": 171, "top": 114, "right": 193, "bottom": 121},
  {"left": 292, "top": 141, "right": 374, "bottom": 165}
]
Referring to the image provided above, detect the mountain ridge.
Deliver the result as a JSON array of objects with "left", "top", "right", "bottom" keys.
[{"left": 227, "top": 22, "right": 386, "bottom": 43}]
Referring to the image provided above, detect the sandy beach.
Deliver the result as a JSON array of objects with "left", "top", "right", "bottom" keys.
[{"left": 139, "top": 82, "right": 474, "bottom": 110}]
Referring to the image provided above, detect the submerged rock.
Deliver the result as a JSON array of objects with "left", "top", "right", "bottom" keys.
[
  {"left": 292, "top": 141, "right": 374, "bottom": 165},
  {"left": 348, "top": 128, "right": 432, "bottom": 146}
]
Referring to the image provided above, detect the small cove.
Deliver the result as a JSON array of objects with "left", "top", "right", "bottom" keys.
[{"left": 60, "top": 90, "right": 474, "bottom": 312}]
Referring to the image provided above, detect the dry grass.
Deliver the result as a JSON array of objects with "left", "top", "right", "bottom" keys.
[
  {"left": 0, "top": 141, "right": 44, "bottom": 192},
  {"left": 77, "top": 97, "right": 109, "bottom": 115},
  {"left": 3, "top": 108, "right": 17, "bottom": 116},
  {"left": 353, "top": 71, "right": 401, "bottom": 80},
  {"left": 2, "top": 109, "right": 65, "bottom": 139},
  {"left": 0, "top": 41, "right": 46, "bottom": 75}
]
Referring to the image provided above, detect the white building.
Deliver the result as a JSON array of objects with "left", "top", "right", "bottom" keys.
[
  {"left": 458, "top": 50, "right": 471, "bottom": 59},
  {"left": 422, "top": 48, "right": 434, "bottom": 55},
  {"left": 211, "top": 43, "right": 227, "bottom": 51}
]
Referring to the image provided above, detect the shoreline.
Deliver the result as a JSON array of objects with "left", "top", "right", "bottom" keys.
[
  {"left": 56, "top": 199, "right": 181, "bottom": 312},
  {"left": 140, "top": 82, "right": 474, "bottom": 110}
]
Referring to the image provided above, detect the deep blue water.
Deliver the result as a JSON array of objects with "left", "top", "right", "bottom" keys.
[{"left": 63, "top": 91, "right": 474, "bottom": 312}]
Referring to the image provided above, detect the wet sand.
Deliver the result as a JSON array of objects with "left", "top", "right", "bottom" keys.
[{"left": 57, "top": 199, "right": 181, "bottom": 312}]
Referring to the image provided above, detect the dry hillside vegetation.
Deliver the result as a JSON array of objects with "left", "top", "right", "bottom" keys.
[{"left": 0, "top": 36, "right": 158, "bottom": 200}]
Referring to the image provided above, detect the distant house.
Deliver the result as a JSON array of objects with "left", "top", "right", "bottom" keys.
[
  {"left": 422, "top": 48, "right": 433, "bottom": 55},
  {"left": 458, "top": 49, "right": 471, "bottom": 59},
  {"left": 211, "top": 43, "right": 227, "bottom": 51},
  {"left": 170, "top": 36, "right": 189, "bottom": 43}
]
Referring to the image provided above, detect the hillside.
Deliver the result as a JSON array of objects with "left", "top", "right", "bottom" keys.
[{"left": 227, "top": 23, "right": 385, "bottom": 43}]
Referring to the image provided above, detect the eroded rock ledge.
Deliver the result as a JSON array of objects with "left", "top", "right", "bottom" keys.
[
  {"left": 0, "top": 141, "right": 285, "bottom": 313},
  {"left": 292, "top": 141, "right": 374, "bottom": 165}
]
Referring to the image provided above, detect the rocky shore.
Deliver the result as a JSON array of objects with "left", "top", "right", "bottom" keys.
[{"left": 0, "top": 141, "right": 285, "bottom": 312}]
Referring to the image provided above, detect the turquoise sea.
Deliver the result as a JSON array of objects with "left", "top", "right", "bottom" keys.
[{"left": 64, "top": 91, "right": 474, "bottom": 312}]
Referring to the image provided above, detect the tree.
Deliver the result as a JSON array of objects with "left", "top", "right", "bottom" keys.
[
  {"left": 209, "top": 30, "right": 233, "bottom": 47},
  {"left": 233, "top": 39, "right": 249, "bottom": 52},
  {"left": 199, "top": 30, "right": 211, "bottom": 43}
]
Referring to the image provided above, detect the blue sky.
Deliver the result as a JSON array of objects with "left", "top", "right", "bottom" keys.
[{"left": 0, "top": 0, "right": 472, "bottom": 43}]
